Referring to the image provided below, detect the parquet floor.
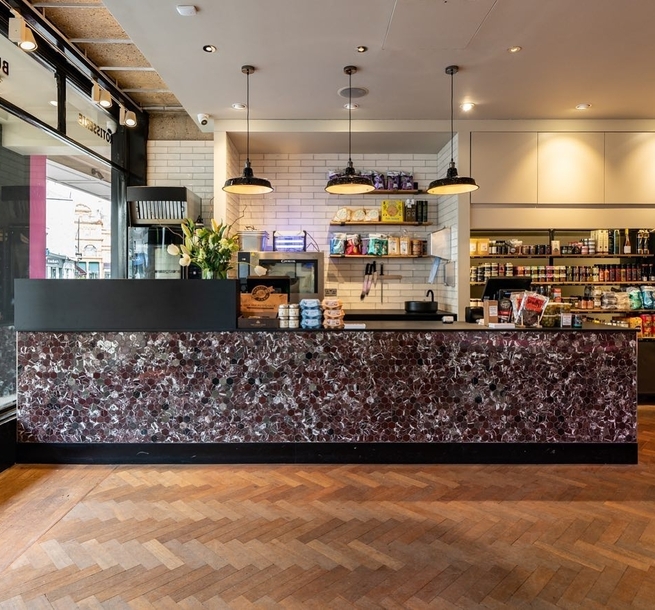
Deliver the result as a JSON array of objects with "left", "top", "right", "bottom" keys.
[{"left": 1, "top": 409, "right": 655, "bottom": 609}]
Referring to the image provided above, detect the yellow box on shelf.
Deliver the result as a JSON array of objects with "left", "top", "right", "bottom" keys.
[{"left": 380, "top": 200, "right": 404, "bottom": 222}]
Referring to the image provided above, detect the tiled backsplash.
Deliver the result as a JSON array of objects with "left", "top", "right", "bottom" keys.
[{"left": 147, "top": 142, "right": 458, "bottom": 313}]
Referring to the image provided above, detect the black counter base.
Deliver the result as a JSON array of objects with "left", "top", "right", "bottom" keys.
[{"left": 17, "top": 442, "right": 638, "bottom": 465}]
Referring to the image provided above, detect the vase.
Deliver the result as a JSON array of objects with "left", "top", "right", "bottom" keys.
[{"left": 201, "top": 267, "right": 228, "bottom": 280}]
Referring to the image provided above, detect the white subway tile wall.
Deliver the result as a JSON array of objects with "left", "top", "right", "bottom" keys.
[
  {"left": 147, "top": 141, "right": 216, "bottom": 222},
  {"left": 146, "top": 141, "right": 459, "bottom": 313}
]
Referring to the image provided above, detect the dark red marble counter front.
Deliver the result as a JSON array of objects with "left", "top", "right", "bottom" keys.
[{"left": 16, "top": 329, "right": 636, "bottom": 449}]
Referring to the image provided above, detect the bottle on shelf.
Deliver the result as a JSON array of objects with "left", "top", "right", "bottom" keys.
[
  {"left": 613, "top": 229, "right": 621, "bottom": 255},
  {"left": 624, "top": 229, "right": 632, "bottom": 254}
]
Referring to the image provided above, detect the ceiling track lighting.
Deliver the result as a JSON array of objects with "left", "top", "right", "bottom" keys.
[
  {"left": 8, "top": 13, "right": 38, "bottom": 52},
  {"left": 119, "top": 105, "right": 137, "bottom": 128},
  {"left": 223, "top": 65, "right": 274, "bottom": 195},
  {"left": 92, "top": 81, "right": 112, "bottom": 108},
  {"left": 427, "top": 65, "right": 479, "bottom": 196},
  {"left": 325, "top": 66, "right": 374, "bottom": 195}
]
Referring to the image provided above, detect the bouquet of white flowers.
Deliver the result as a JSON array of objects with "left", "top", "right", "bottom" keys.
[{"left": 167, "top": 218, "right": 239, "bottom": 279}]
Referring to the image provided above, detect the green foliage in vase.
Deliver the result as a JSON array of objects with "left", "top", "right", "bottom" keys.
[{"left": 167, "top": 218, "right": 239, "bottom": 279}]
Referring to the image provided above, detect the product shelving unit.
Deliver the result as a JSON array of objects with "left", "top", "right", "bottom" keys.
[{"left": 469, "top": 227, "right": 655, "bottom": 330}]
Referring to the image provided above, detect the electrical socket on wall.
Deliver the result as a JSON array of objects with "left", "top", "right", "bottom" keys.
[{"left": 325, "top": 288, "right": 337, "bottom": 296}]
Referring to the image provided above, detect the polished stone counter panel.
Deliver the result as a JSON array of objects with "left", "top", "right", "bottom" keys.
[
  {"left": 0, "top": 325, "right": 16, "bottom": 399},
  {"left": 17, "top": 329, "right": 636, "bottom": 445}
]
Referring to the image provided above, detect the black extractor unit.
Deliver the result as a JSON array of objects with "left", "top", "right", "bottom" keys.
[
  {"left": 127, "top": 186, "right": 201, "bottom": 226},
  {"left": 126, "top": 186, "right": 202, "bottom": 279}
]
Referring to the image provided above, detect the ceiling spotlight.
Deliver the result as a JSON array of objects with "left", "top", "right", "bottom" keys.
[
  {"left": 508, "top": 46, "right": 522, "bottom": 53},
  {"left": 460, "top": 102, "right": 475, "bottom": 112},
  {"left": 344, "top": 103, "right": 359, "bottom": 110},
  {"left": 49, "top": 100, "right": 58, "bottom": 107},
  {"left": 223, "top": 65, "right": 274, "bottom": 195},
  {"left": 232, "top": 103, "right": 246, "bottom": 110},
  {"left": 119, "top": 106, "right": 137, "bottom": 128},
  {"left": 203, "top": 44, "right": 217, "bottom": 53},
  {"left": 92, "top": 82, "right": 112, "bottom": 108},
  {"left": 8, "top": 14, "right": 37, "bottom": 52},
  {"left": 176, "top": 5, "right": 197, "bottom": 16},
  {"left": 427, "top": 65, "right": 479, "bottom": 196},
  {"left": 576, "top": 103, "right": 592, "bottom": 110},
  {"left": 356, "top": 46, "right": 368, "bottom": 53}
]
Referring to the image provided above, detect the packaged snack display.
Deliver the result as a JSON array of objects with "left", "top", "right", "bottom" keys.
[
  {"left": 332, "top": 207, "right": 350, "bottom": 223},
  {"left": 300, "top": 299, "right": 322, "bottom": 329},
  {"left": 330, "top": 233, "right": 346, "bottom": 255},
  {"left": 517, "top": 292, "right": 549, "bottom": 327},
  {"left": 345, "top": 234, "right": 362, "bottom": 255},
  {"left": 400, "top": 171, "right": 414, "bottom": 190},
  {"left": 367, "top": 234, "right": 389, "bottom": 256},
  {"left": 321, "top": 297, "right": 345, "bottom": 329},
  {"left": 380, "top": 200, "right": 404, "bottom": 222},
  {"left": 641, "top": 286, "right": 655, "bottom": 309},
  {"left": 372, "top": 171, "right": 386, "bottom": 190},
  {"left": 365, "top": 208, "right": 380, "bottom": 222},
  {"left": 628, "top": 287, "right": 643, "bottom": 310},
  {"left": 386, "top": 171, "right": 400, "bottom": 190}
]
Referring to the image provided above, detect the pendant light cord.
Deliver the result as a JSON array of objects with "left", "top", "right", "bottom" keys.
[
  {"left": 348, "top": 68, "right": 353, "bottom": 163},
  {"left": 449, "top": 68, "right": 454, "bottom": 164},
  {"left": 246, "top": 68, "right": 250, "bottom": 165}
]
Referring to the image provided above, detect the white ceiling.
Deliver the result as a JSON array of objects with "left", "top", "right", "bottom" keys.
[{"left": 97, "top": 0, "right": 655, "bottom": 141}]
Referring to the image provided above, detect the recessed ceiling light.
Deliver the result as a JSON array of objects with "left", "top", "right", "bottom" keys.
[
  {"left": 49, "top": 100, "right": 57, "bottom": 106},
  {"left": 202, "top": 44, "right": 216, "bottom": 53},
  {"left": 344, "top": 103, "right": 359, "bottom": 110},
  {"left": 356, "top": 46, "right": 368, "bottom": 53},
  {"left": 232, "top": 103, "right": 246, "bottom": 110},
  {"left": 576, "top": 103, "right": 592, "bottom": 110},
  {"left": 508, "top": 46, "right": 522, "bottom": 53},
  {"left": 460, "top": 102, "right": 475, "bottom": 112},
  {"left": 176, "top": 5, "right": 197, "bottom": 16}
]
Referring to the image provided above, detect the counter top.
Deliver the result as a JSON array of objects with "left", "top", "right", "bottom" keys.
[
  {"left": 248, "top": 321, "right": 637, "bottom": 332},
  {"left": 344, "top": 309, "right": 455, "bottom": 321}
]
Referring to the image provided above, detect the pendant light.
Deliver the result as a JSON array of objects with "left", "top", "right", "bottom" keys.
[
  {"left": 325, "top": 66, "right": 375, "bottom": 194},
  {"left": 223, "top": 65, "right": 273, "bottom": 195},
  {"left": 427, "top": 65, "right": 479, "bottom": 195}
]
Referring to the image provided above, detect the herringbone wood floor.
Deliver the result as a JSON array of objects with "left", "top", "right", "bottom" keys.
[{"left": 1, "top": 409, "right": 655, "bottom": 609}]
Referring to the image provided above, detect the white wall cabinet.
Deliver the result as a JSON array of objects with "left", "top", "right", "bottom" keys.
[
  {"left": 537, "top": 132, "right": 605, "bottom": 204},
  {"left": 605, "top": 132, "right": 655, "bottom": 204},
  {"left": 470, "top": 132, "right": 538, "bottom": 204}
]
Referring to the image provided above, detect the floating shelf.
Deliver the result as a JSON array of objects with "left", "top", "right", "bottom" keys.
[
  {"left": 364, "top": 189, "right": 423, "bottom": 195},
  {"left": 330, "top": 221, "right": 433, "bottom": 227},
  {"left": 330, "top": 255, "right": 429, "bottom": 259}
]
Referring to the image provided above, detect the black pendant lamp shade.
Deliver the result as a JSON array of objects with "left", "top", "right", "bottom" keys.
[
  {"left": 223, "top": 65, "right": 273, "bottom": 195},
  {"left": 325, "top": 66, "right": 375, "bottom": 194},
  {"left": 427, "top": 65, "right": 479, "bottom": 195}
]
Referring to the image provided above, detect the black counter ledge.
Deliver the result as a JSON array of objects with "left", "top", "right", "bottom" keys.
[{"left": 14, "top": 280, "right": 637, "bottom": 465}]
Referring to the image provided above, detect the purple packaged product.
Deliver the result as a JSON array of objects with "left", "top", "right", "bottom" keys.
[
  {"left": 386, "top": 171, "right": 400, "bottom": 190},
  {"left": 372, "top": 171, "right": 386, "bottom": 190},
  {"left": 400, "top": 171, "right": 414, "bottom": 190}
]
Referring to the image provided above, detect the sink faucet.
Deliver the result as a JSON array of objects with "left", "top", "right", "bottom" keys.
[{"left": 426, "top": 289, "right": 434, "bottom": 302}]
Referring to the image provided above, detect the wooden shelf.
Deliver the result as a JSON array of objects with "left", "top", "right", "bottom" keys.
[
  {"left": 470, "top": 281, "right": 655, "bottom": 286},
  {"left": 573, "top": 308, "right": 655, "bottom": 313},
  {"left": 364, "top": 189, "right": 423, "bottom": 195},
  {"left": 553, "top": 253, "right": 652, "bottom": 258},
  {"left": 330, "top": 221, "right": 433, "bottom": 227},
  {"left": 472, "top": 253, "right": 653, "bottom": 259},
  {"left": 471, "top": 254, "right": 548, "bottom": 259},
  {"left": 330, "top": 254, "right": 429, "bottom": 259}
]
